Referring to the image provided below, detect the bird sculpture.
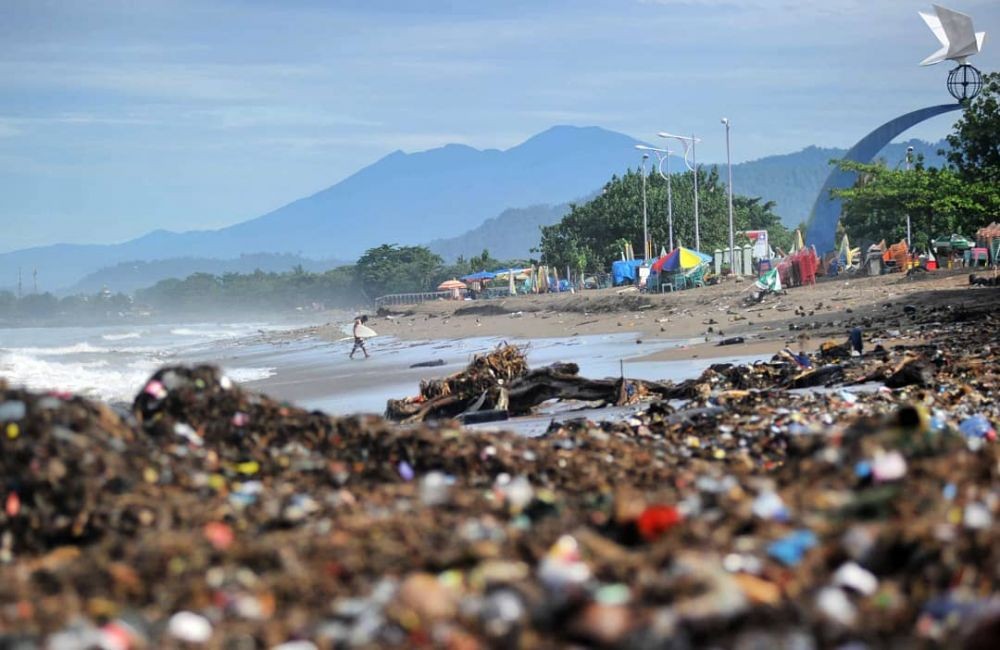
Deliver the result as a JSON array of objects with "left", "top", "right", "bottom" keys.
[{"left": 919, "top": 4, "right": 986, "bottom": 66}]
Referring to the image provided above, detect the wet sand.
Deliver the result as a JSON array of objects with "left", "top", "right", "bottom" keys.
[
  {"left": 244, "top": 332, "right": 767, "bottom": 416},
  {"left": 243, "top": 270, "right": 980, "bottom": 416},
  {"left": 309, "top": 270, "right": 973, "bottom": 358}
]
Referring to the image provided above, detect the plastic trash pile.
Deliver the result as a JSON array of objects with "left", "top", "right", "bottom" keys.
[{"left": 0, "top": 306, "right": 997, "bottom": 647}]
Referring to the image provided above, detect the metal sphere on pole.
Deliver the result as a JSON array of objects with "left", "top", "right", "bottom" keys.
[
  {"left": 722, "top": 118, "right": 737, "bottom": 276},
  {"left": 635, "top": 144, "right": 675, "bottom": 252},
  {"left": 658, "top": 132, "right": 702, "bottom": 251}
]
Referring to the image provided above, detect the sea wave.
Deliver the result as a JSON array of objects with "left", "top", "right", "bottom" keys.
[
  {"left": 224, "top": 367, "right": 277, "bottom": 383},
  {"left": 170, "top": 326, "right": 262, "bottom": 340},
  {"left": 102, "top": 331, "right": 142, "bottom": 341},
  {"left": 0, "top": 351, "right": 158, "bottom": 402},
  {"left": 0, "top": 350, "right": 277, "bottom": 403},
  {"left": 7, "top": 342, "right": 108, "bottom": 356}
]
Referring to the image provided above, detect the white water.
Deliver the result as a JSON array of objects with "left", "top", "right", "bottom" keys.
[{"left": 0, "top": 322, "right": 280, "bottom": 403}]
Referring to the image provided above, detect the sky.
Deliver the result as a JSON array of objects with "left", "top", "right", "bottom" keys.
[{"left": 1, "top": 0, "right": 997, "bottom": 253}]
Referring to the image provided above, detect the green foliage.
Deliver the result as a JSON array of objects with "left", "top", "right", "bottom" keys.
[
  {"left": 137, "top": 266, "right": 363, "bottom": 313},
  {"left": 0, "top": 290, "right": 133, "bottom": 324},
  {"left": 537, "top": 167, "right": 792, "bottom": 271},
  {"left": 355, "top": 244, "right": 445, "bottom": 297},
  {"left": 946, "top": 71, "right": 1000, "bottom": 185},
  {"left": 831, "top": 160, "right": 1000, "bottom": 250}
]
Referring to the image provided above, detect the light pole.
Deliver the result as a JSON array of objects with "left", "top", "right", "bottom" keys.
[
  {"left": 658, "top": 132, "right": 702, "bottom": 250},
  {"left": 640, "top": 153, "right": 649, "bottom": 261},
  {"left": 636, "top": 144, "right": 675, "bottom": 251},
  {"left": 722, "top": 118, "right": 737, "bottom": 276},
  {"left": 905, "top": 146, "right": 913, "bottom": 248}
]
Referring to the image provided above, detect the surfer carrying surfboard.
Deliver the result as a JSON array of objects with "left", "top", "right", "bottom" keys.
[{"left": 350, "top": 315, "right": 371, "bottom": 359}]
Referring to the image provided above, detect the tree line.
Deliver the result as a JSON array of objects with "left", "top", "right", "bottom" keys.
[
  {"left": 0, "top": 289, "right": 133, "bottom": 325},
  {"left": 537, "top": 165, "right": 795, "bottom": 273},
  {"left": 133, "top": 249, "right": 530, "bottom": 315}
]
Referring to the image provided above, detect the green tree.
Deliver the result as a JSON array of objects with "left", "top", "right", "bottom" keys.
[
  {"left": 538, "top": 167, "right": 791, "bottom": 271},
  {"left": 355, "top": 244, "right": 444, "bottom": 297},
  {"left": 946, "top": 71, "right": 1000, "bottom": 185},
  {"left": 831, "top": 159, "right": 999, "bottom": 250}
]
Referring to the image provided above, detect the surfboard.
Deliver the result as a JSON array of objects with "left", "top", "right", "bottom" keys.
[{"left": 341, "top": 323, "right": 378, "bottom": 338}]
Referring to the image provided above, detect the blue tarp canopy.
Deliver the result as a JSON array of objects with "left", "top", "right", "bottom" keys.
[
  {"left": 611, "top": 259, "right": 646, "bottom": 286},
  {"left": 461, "top": 270, "right": 497, "bottom": 281}
]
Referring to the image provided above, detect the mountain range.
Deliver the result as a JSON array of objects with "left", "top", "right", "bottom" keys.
[
  {"left": 426, "top": 140, "right": 946, "bottom": 264},
  {"left": 1, "top": 126, "right": 949, "bottom": 294}
]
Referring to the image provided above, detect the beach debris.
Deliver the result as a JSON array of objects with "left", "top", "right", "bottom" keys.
[
  {"left": 409, "top": 359, "right": 446, "bottom": 368},
  {"left": 858, "top": 354, "right": 937, "bottom": 388},
  {"left": 386, "top": 343, "right": 682, "bottom": 422},
  {"left": 0, "top": 283, "right": 997, "bottom": 647}
]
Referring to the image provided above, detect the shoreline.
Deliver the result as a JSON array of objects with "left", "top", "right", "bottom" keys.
[
  {"left": 241, "top": 270, "right": 983, "bottom": 421},
  {"left": 1, "top": 277, "right": 997, "bottom": 646},
  {"left": 285, "top": 269, "right": 973, "bottom": 365}
]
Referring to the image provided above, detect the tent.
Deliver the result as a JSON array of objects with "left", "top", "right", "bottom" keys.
[
  {"left": 461, "top": 271, "right": 496, "bottom": 282},
  {"left": 651, "top": 247, "right": 712, "bottom": 274},
  {"left": 611, "top": 259, "right": 645, "bottom": 285},
  {"left": 933, "top": 234, "right": 974, "bottom": 252}
]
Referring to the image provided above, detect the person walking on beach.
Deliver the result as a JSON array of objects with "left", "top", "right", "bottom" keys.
[{"left": 349, "top": 315, "right": 370, "bottom": 359}]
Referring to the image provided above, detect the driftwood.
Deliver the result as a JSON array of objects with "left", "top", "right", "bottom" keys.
[
  {"left": 386, "top": 360, "right": 685, "bottom": 423},
  {"left": 785, "top": 364, "right": 845, "bottom": 389},
  {"left": 853, "top": 355, "right": 935, "bottom": 389}
]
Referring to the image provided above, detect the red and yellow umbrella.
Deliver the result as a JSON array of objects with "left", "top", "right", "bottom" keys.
[{"left": 437, "top": 279, "right": 467, "bottom": 291}]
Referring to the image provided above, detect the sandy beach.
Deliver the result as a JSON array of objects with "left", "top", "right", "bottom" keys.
[
  {"left": 233, "top": 269, "right": 986, "bottom": 418},
  {"left": 313, "top": 269, "right": 974, "bottom": 360}
]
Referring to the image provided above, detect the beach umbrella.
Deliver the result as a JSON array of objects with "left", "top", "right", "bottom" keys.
[
  {"left": 437, "top": 279, "right": 467, "bottom": 291},
  {"left": 839, "top": 233, "right": 860, "bottom": 267},
  {"left": 790, "top": 229, "right": 805, "bottom": 253},
  {"left": 651, "top": 247, "right": 711, "bottom": 273}
]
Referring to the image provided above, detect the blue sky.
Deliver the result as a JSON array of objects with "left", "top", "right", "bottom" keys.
[{"left": 1, "top": 0, "right": 997, "bottom": 252}]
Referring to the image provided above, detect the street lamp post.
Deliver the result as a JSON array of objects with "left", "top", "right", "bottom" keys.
[
  {"left": 636, "top": 144, "right": 675, "bottom": 251},
  {"left": 658, "top": 132, "right": 702, "bottom": 250},
  {"left": 905, "top": 146, "right": 913, "bottom": 248},
  {"left": 640, "top": 153, "right": 649, "bottom": 261},
  {"left": 722, "top": 118, "right": 737, "bottom": 276}
]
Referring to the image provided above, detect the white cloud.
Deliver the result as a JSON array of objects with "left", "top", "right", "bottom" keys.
[
  {"left": 0, "top": 61, "right": 325, "bottom": 102},
  {"left": 181, "top": 106, "right": 382, "bottom": 129}
]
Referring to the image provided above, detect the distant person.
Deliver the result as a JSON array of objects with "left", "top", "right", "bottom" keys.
[{"left": 349, "top": 315, "right": 370, "bottom": 359}]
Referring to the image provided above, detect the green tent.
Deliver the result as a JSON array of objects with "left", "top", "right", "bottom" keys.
[{"left": 933, "top": 234, "right": 974, "bottom": 252}]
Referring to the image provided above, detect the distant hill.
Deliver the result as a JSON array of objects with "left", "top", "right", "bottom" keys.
[
  {"left": 427, "top": 202, "right": 573, "bottom": 262},
  {"left": 726, "top": 139, "right": 948, "bottom": 227},
  {"left": 66, "top": 254, "right": 346, "bottom": 295},
  {"left": 426, "top": 139, "right": 951, "bottom": 263},
  {"left": 0, "top": 125, "right": 644, "bottom": 291}
]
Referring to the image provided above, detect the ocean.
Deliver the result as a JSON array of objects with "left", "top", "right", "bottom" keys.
[{"left": 0, "top": 322, "right": 284, "bottom": 404}]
